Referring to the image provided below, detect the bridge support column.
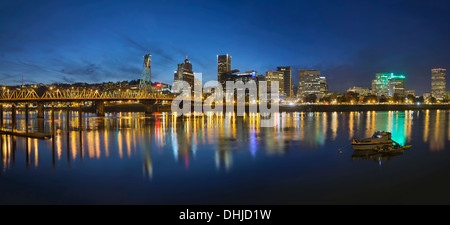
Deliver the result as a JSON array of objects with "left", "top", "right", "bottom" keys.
[
  {"left": 78, "top": 102, "right": 82, "bottom": 130},
  {"left": 96, "top": 101, "right": 105, "bottom": 117},
  {"left": 25, "top": 104, "right": 29, "bottom": 133},
  {"left": 11, "top": 104, "right": 16, "bottom": 130},
  {"left": 51, "top": 104, "right": 55, "bottom": 135},
  {"left": 37, "top": 102, "right": 44, "bottom": 119},
  {"left": 143, "top": 100, "right": 157, "bottom": 116},
  {"left": 0, "top": 104, "right": 3, "bottom": 129},
  {"left": 66, "top": 104, "right": 70, "bottom": 132}
]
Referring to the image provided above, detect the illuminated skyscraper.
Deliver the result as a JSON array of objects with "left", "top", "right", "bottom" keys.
[
  {"left": 372, "top": 73, "right": 392, "bottom": 97},
  {"left": 217, "top": 54, "right": 231, "bottom": 85},
  {"left": 388, "top": 75, "right": 405, "bottom": 97},
  {"left": 319, "top": 77, "right": 328, "bottom": 96},
  {"left": 372, "top": 73, "right": 406, "bottom": 97},
  {"left": 277, "top": 66, "right": 291, "bottom": 98},
  {"left": 174, "top": 56, "right": 195, "bottom": 92},
  {"left": 431, "top": 68, "right": 446, "bottom": 98},
  {"left": 266, "top": 71, "right": 285, "bottom": 96},
  {"left": 298, "top": 70, "right": 321, "bottom": 97}
]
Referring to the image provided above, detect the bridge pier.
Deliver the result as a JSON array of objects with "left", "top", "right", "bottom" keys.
[
  {"left": 25, "top": 104, "right": 29, "bottom": 133},
  {"left": 37, "top": 102, "right": 44, "bottom": 119},
  {"left": 51, "top": 104, "right": 55, "bottom": 135},
  {"left": 66, "top": 104, "right": 70, "bottom": 132},
  {"left": 0, "top": 104, "right": 3, "bottom": 129},
  {"left": 11, "top": 104, "right": 16, "bottom": 130},
  {"left": 78, "top": 102, "right": 82, "bottom": 130},
  {"left": 142, "top": 100, "right": 157, "bottom": 116},
  {"left": 96, "top": 101, "right": 105, "bottom": 117}
]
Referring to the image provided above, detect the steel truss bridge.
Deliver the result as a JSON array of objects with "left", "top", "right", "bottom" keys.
[{"left": 0, "top": 88, "right": 174, "bottom": 102}]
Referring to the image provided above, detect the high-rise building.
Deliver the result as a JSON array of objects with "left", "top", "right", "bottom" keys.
[
  {"left": 388, "top": 75, "right": 405, "bottom": 97},
  {"left": 319, "top": 77, "right": 328, "bottom": 96},
  {"left": 431, "top": 68, "right": 446, "bottom": 98},
  {"left": 372, "top": 73, "right": 391, "bottom": 97},
  {"left": 266, "top": 71, "right": 285, "bottom": 95},
  {"left": 174, "top": 56, "right": 195, "bottom": 92},
  {"left": 217, "top": 54, "right": 231, "bottom": 85},
  {"left": 277, "top": 66, "right": 291, "bottom": 98},
  {"left": 372, "top": 73, "right": 406, "bottom": 97},
  {"left": 298, "top": 70, "right": 321, "bottom": 97}
]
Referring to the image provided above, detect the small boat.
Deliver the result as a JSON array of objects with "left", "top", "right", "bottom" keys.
[
  {"left": 352, "top": 131, "right": 393, "bottom": 150},
  {"left": 376, "top": 143, "right": 412, "bottom": 154}
]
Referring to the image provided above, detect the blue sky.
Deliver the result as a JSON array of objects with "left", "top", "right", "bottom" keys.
[{"left": 1, "top": 0, "right": 449, "bottom": 94}]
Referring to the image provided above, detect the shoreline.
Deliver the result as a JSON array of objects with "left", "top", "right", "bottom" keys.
[{"left": 3, "top": 103, "right": 450, "bottom": 113}]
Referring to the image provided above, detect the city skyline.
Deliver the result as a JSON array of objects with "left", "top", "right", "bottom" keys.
[{"left": 1, "top": 0, "right": 450, "bottom": 95}]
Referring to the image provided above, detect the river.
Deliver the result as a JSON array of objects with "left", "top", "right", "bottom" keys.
[{"left": 1, "top": 110, "right": 450, "bottom": 204}]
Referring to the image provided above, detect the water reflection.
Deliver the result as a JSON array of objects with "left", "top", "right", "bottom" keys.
[{"left": 1, "top": 110, "right": 450, "bottom": 175}]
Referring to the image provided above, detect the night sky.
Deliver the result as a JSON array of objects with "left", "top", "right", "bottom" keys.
[{"left": 1, "top": 0, "right": 449, "bottom": 94}]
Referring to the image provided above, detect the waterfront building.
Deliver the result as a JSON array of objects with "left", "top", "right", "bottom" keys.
[
  {"left": 298, "top": 70, "right": 321, "bottom": 97},
  {"left": 217, "top": 54, "right": 232, "bottom": 85},
  {"left": 372, "top": 73, "right": 405, "bottom": 97},
  {"left": 266, "top": 70, "right": 285, "bottom": 99},
  {"left": 174, "top": 57, "right": 195, "bottom": 92},
  {"left": 405, "top": 90, "right": 416, "bottom": 97},
  {"left": 431, "top": 68, "right": 446, "bottom": 98},
  {"left": 277, "top": 66, "right": 292, "bottom": 98},
  {"left": 372, "top": 73, "right": 391, "bottom": 96},
  {"left": 319, "top": 77, "right": 328, "bottom": 96},
  {"left": 347, "top": 86, "right": 371, "bottom": 96},
  {"left": 388, "top": 75, "right": 405, "bottom": 97}
]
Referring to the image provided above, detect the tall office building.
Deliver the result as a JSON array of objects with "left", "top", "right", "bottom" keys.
[
  {"left": 266, "top": 71, "right": 285, "bottom": 95},
  {"left": 372, "top": 73, "right": 392, "bottom": 97},
  {"left": 174, "top": 56, "right": 195, "bottom": 92},
  {"left": 388, "top": 75, "right": 405, "bottom": 97},
  {"left": 298, "top": 70, "right": 321, "bottom": 97},
  {"left": 277, "top": 66, "right": 291, "bottom": 98},
  {"left": 217, "top": 54, "right": 231, "bottom": 85},
  {"left": 319, "top": 77, "right": 328, "bottom": 96},
  {"left": 431, "top": 68, "right": 446, "bottom": 98},
  {"left": 372, "top": 73, "right": 406, "bottom": 97}
]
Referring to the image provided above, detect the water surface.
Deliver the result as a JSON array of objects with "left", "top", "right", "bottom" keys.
[{"left": 1, "top": 110, "right": 450, "bottom": 204}]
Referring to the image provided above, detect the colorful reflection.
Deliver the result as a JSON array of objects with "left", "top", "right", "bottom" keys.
[{"left": 1, "top": 110, "right": 450, "bottom": 175}]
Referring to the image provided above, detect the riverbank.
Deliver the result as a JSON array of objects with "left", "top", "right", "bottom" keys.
[
  {"left": 103, "top": 103, "right": 450, "bottom": 113},
  {"left": 4, "top": 103, "right": 450, "bottom": 113}
]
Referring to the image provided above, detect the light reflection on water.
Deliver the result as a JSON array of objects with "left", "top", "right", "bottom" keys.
[
  {"left": 2, "top": 110, "right": 450, "bottom": 170},
  {"left": 1, "top": 110, "right": 450, "bottom": 204}
]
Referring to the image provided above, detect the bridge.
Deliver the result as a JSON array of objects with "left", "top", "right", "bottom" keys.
[{"left": 0, "top": 87, "right": 175, "bottom": 118}]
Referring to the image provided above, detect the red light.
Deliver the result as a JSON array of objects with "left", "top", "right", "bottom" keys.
[{"left": 156, "top": 83, "right": 162, "bottom": 87}]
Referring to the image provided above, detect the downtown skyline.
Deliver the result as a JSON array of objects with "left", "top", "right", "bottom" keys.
[{"left": 1, "top": 0, "right": 450, "bottom": 95}]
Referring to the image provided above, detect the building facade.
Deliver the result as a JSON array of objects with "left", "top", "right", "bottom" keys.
[
  {"left": 372, "top": 73, "right": 405, "bottom": 97},
  {"left": 277, "top": 66, "right": 292, "bottom": 98},
  {"left": 266, "top": 71, "right": 285, "bottom": 97},
  {"left": 347, "top": 86, "right": 371, "bottom": 96},
  {"left": 174, "top": 57, "right": 195, "bottom": 92},
  {"left": 431, "top": 68, "right": 446, "bottom": 98},
  {"left": 319, "top": 77, "right": 328, "bottom": 96},
  {"left": 372, "top": 73, "right": 391, "bottom": 97},
  {"left": 298, "top": 70, "right": 321, "bottom": 97},
  {"left": 217, "top": 54, "right": 231, "bottom": 86},
  {"left": 388, "top": 75, "right": 405, "bottom": 97}
]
